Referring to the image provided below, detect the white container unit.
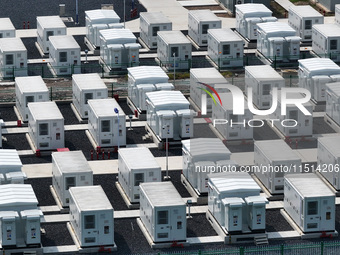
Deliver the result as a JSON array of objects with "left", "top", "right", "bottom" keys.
[
  {"left": 36, "top": 16, "right": 67, "bottom": 54},
  {"left": 146, "top": 90, "right": 192, "bottom": 140},
  {"left": 235, "top": 4, "right": 276, "bottom": 41},
  {"left": 188, "top": 10, "right": 221, "bottom": 47},
  {"left": 182, "top": 138, "right": 232, "bottom": 194},
  {"left": 254, "top": 140, "right": 302, "bottom": 194},
  {"left": 85, "top": 9, "right": 121, "bottom": 47},
  {"left": 212, "top": 92, "right": 253, "bottom": 141},
  {"left": 157, "top": 31, "right": 192, "bottom": 70},
  {"left": 118, "top": 147, "right": 161, "bottom": 203},
  {"left": 100, "top": 29, "right": 140, "bottom": 69},
  {"left": 0, "top": 38, "right": 27, "bottom": 78},
  {"left": 87, "top": 98, "right": 126, "bottom": 148},
  {"left": 72, "top": 73, "right": 108, "bottom": 119},
  {"left": 52, "top": 151, "right": 93, "bottom": 207},
  {"left": 140, "top": 12, "right": 172, "bottom": 49},
  {"left": 69, "top": 186, "right": 114, "bottom": 247},
  {"left": 208, "top": 172, "right": 267, "bottom": 232},
  {"left": 0, "top": 184, "right": 42, "bottom": 247},
  {"left": 272, "top": 91, "right": 313, "bottom": 137},
  {"left": 15, "top": 76, "right": 49, "bottom": 121},
  {"left": 0, "top": 18, "right": 15, "bottom": 38},
  {"left": 245, "top": 65, "right": 285, "bottom": 110},
  {"left": 155, "top": 83, "right": 174, "bottom": 91},
  {"left": 135, "top": 84, "right": 156, "bottom": 111},
  {"left": 326, "top": 82, "right": 340, "bottom": 125},
  {"left": 317, "top": 136, "right": 340, "bottom": 190},
  {"left": 298, "top": 58, "right": 340, "bottom": 102},
  {"left": 257, "top": 22, "right": 300, "bottom": 62},
  {"left": 0, "top": 149, "right": 26, "bottom": 184},
  {"left": 190, "top": 68, "right": 229, "bottom": 113},
  {"left": 49, "top": 35, "right": 81, "bottom": 75},
  {"left": 284, "top": 173, "right": 335, "bottom": 232},
  {"left": 288, "top": 5, "right": 324, "bottom": 42},
  {"left": 28, "top": 101, "right": 64, "bottom": 151},
  {"left": 127, "top": 65, "right": 169, "bottom": 107},
  {"left": 207, "top": 28, "right": 244, "bottom": 68},
  {"left": 139, "top": 182, "right": 186, "bottom": 243},
  {"left": 312, "top": 24, "right": 340, "bottom": 62}
]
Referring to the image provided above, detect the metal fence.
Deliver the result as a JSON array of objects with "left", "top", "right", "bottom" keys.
[{"left": 129, "top": 241, "right": 340, "bottom": 255}]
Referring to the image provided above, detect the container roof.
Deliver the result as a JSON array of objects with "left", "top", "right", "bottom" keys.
[
  {"left": 257, "top": 22, "right": 296, "bottom": 35},
  {"left": 298, "top": 58, "right": 340, "bottom": 74},
  {"left": 222, "top": 197, "right": 244, "bottom": 205},
  {"left": 100, "top": 28, "right": 136, "bottom": 41},
  {"left": 140, "top": 12, "right": 172, "bottom": 24},
  {"left": 218, "top": 92, "right": 248, "bottom": 111},
  {"left": 209, "top": 172, "right": 261, "bottom": 193},
  {"left": 0, "top": 211, "right": 19, "bottom": 219},
  {"left": 289, "top": 5, "right": 323, "bottom": 18},
  {"left": 37, "top": 16, "right": 66, "bottom": 29},
  {"left": 0, "top": 149, "right": 22, "bottom": 169},
  {"left": 49, "top": 35, "right": 80, "bottom": 49},
  {"left": 208, "top": 28, "right": 243, "bottom": 42},
  {"left": 70, "top": 186, "right": 113, "bottom": 211},
  {"left": 244, "top": 195, "right": 268, "bottom": 205},
  {"left": 285, "top": 173, "right": 335, "bottom": 197},
  {"left": 158, "top": 30, "right": 191, "bottom": 44},
  {"left": 190, "top": 68, "right": 228, "bottom": 87},
  {"left": 146, "top": 90, "right": 189, "bottom": 107},
  {"left": 140, "top": 182, "right": 185, "bottom": 207},
  {"left": 318, "top": 135, "right": 340, "bottom": 157},
  {"left": 15, "top": 76, "right": 48, "bottom": 93},
  {"left": 85, "top": 9, "right": 120, "bottom": 22},
  {"left": 189, "top": 10, "right": 221, "bottom": 22},
  {"left": 28, "top": 101, "right": 63, "bottom": 120},
  {"left": 0, "top": 184, "right": 38, "bottom": 207},
  {"left": 277, "top": 91, "right": 313, "bottom": 107},
  {"left": 236, "top": 3, "right": 272, "bottom": 15},
  {"left": 88, "top": 98, "right": 125, "bottom": 117},
  {"left": 72, "top": 73, "right": 107, "bottom": 90},
  {"left": 128, "top": 66, "right": 169, "bottom": 82},
  {"left": 119, "top": 147, "right": 161, "bottom": 170},
  {"left": 0, "top": 18, "right": 15, "bottom": 31},
  {"left": 155, "top": 83, "right": 174, "bottom": 90},
  {"left": 327, "top": 82, "right": 340, "bottom": 97},
  {"left": 52, "top": 151, "right": 92, "bottom": 174},
  {"left": 313, "top": 23, "right": 340, "bottom": 37},
  {"left": 182, "top": 138, "right": 231, "bottom": 158},
  {"left": 245, "top": 65, "right": 284, "bottom": 80},
  {"left": 0, "top": 38, "right": 26, "bottom": 52},
  {"left": 255, "top": 140, "right": 301, "bottom": 161}
]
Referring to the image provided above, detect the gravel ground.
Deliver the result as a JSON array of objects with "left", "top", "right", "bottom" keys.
[
  {"left": 187, "top": 214, "right": 218, "bottom": 237},
  {"left": 64, "top": 130, "right": 96, "bottom": 159},
  {"left": 314, "top": 104, "right": 326, "bottom": 112},
  {"left": 118, "top": 99, "right": 134, "bottom": 116},
  {"left": 25, "top": 177, "right": 56, "bottom": 206},
  {"left": 2, "top": 133, "right": 31, "bottom": 150},
  {"left": 313, "top": 117, "right": 336, "bottom": 134},
  {"left": 0, "top": 0, "right": 146, "bottom": 29},
  {"left": 20, "top": 155, "right": 52, "bottom": 164},
  {"left": 27, "top": 63, "right": 53, "bottom": 78},
  {"left": 149, "top": 147, "right": 183, "bottom": 157},
  {"left": 266, "top": 209, "right": 294, "bottom": 232},
  {"left": 194, "top": 123, "right": 217, "bottom": 138},
  {"left": 41, "top": 223, "right": 75, "bottom": 247},
  {"left": 73, "top": 35, "right": 87, "bottom": 52},
  {"left": 126, "top": 127, "right": 151, "bottom": 144},
  {"left": 226, "top": 143, "right": 254, "bottom": 153},
  {"left": 0, "top": 105, "right": 17, "bottom": 121},
  {"left": 286, "top": 138, "right": 317, "bottom": 150},
  {"left": 253, "top": 122, "right": 280, "bottom": 140},
  {"left": 162, "top": 170, "right": 191, "bottom": 198},
  {"left": 22, "top": 37, "right": 41, "bottom": 60},
  {"left": 57, "top": 103, "right": 79, "bottom": 125}
]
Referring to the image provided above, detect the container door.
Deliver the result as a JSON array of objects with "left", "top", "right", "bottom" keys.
[
  {"left": 320, "top": 198, "right": 334, "bottom": 231},
  {"left": 132, "top": 172, "right": 144, "bottom": 201},
  {"left": 155, "top": 209, "right": 171, "bottom": 241},
  {"left": 1, "top": 218, "right": 16, "bottom": 246},
  {"left": 170, "top": 207, "right": 185, "bottom": 241},
  {"left": 83, "top": 214, "right": 98, "bottom": 245},
  {"left": 100, "top": 119, "right": 112, "bottom": 146},
  {"left": 38, "top": 122, "right": 50, "bottom": 149},
  {"left": 305, "top": 200, "right": 320, "bottom": 231},
  {"left": 97, "top": 212, "right": 113, "bottom": 245},
  {"left": 25, "top": 218, "right": 40, "bottom": 244}
]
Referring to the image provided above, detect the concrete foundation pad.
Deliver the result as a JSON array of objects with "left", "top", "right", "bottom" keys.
[
  {"left": 13, "top": 105, "right": 24, "bottom": 122},
  {"left": 49, "top": 185, "right": 69, "bottom": 213},
  {"left": 180, "top": 174, "right": 205, "bottom": 204},
  {"left": 35, "top": 41, "right": 48, "bottom": 58},
  {"left": 84, "top": 37, "right": 99, "bottom": 56},
  {"left": 70, "top": 103, "right": 87, "bottom": 124},
  {"left": 115, "top": 181, "right": 140, "bottom": 209},
  {"left": 85, "top": 130, "right": 99, "bottom": 150},
  {"left": 136, "top": 218, "right": 190, "bottom": 248},
  {"left": 0, "top": 246, "right": 43, "bottom": 255},
  {"left": 46, "top": 63, "right": 58, "bottom": 78}
]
